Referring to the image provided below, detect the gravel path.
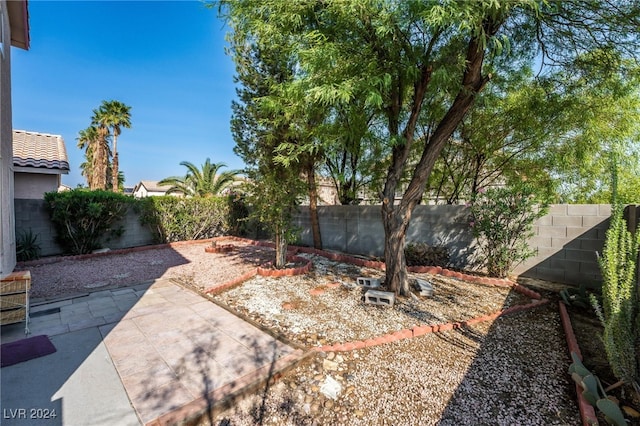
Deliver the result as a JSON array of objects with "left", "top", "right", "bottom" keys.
[{"left": 18, "top": 240, "right": 581, "bottom": 425}]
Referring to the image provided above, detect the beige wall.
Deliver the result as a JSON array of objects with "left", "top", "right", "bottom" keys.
[
  {"left": 14, "top": 172, "right": 61, "bottom": 199},
  {"left": 0, "top": 0, "right": 16, "bottom": 277}
]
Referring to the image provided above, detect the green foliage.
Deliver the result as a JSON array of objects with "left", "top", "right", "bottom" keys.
[
  {"left": 404, "top": 242, "right": 450, "bottom": 268},
  {"left": 469, "top": 183, "right": 548, "bottom": 278},
  {"left": 16, "top": 229, "right": 41, "bottom": 262},
  {"left": 44, "top": 189, "right": 131, "bottom": 255},
  {"left": 569, "top": 351, "right": 628, "bottom": 426},
  {"left": 560, "top": 284, "right": 593, "bottom": 310},
  {"left": 591, "top": 204, "right": 640, "bottom": 387},
  {"left": 137, "top": 196, "right": 230, "bottom": 243},
  {"left": 159, "top": 159, "right": 240, "bottom": 197}
]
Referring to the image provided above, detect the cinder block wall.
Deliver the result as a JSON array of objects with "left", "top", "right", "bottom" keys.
[
  {"left": 514, "top": 204, "right": 610, "bottom": 288},
  {"left": 14, "top": 199, "right": 155, "bottom": 257},
  {"left": 293, "top": 204, "right": 611, "bottom": 287},
  {"left": 293, "top": 205, "right": 475, "bottom": 268}
]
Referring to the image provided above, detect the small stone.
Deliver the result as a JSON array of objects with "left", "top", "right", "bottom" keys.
[
  {"left": 305, "top": 394, "right": 313, "bottom": 403},
  {"left": 323, "top": 359, "right": 339, "bottom": 371},
  {"left": 314, "top": 374, "right": 323, "bottom": 381},
  {"left": 311, "top": 385, "right": 319, "bottom": 392},
  {"left": 326, "top": 352, "right": 336, "bottom": 360},
  {"left": 324, "top": 400, "right": 334, "bottom": 409},
  {"left": 335, "top": 355, "right": 344, "bottom": 363},
  {"left": 310, "top": 402, "right": 321, "bottom": 413},
  {"left": 355, "top": 410, "right": 364, "bottom": 418},
  {"left": 289, "top": 381, "right": 297, "bottom": 390}
]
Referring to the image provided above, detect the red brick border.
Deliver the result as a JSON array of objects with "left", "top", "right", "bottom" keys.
[
  {"left": 313, "top": 299, "right": 550, "bottom": 353},
  {"left": 558, "top": 302, "right": 599, "bottom": 426}
]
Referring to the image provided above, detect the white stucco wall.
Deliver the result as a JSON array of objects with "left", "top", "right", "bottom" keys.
[{"left": 0, "top": 0, "right": 16, "bottom": 277}]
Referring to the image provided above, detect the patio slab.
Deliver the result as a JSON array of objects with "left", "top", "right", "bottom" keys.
[{"left": 1, "top": 279, "right": 307, "bottom": 425}]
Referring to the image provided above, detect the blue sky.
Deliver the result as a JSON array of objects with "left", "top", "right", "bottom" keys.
[{"left": 12, "top": 0, "right": 242, "bottom": 188}]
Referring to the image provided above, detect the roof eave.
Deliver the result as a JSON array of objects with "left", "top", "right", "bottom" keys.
[{"left": 7, "top": 0, "right": 30, "bottom": 50}]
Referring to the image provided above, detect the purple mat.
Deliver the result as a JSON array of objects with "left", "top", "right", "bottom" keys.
[{"left": 1, "top": 335, "right": 56, "bottom": 367}]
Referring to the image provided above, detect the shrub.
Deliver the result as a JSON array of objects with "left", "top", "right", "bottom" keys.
[
  {"left": 404, "top": 242, "right": 450, "bottom": 267},
  {"left": 469, "top": 184, "right": 548, "bottom": 278},
  {"left": 44, "top": 189, "right": 131, "bottom": 255},
  {"left": 137, "top": 196, "right": 230, "bottom": 243},
  {"left": 591, "top": 204, "right": 640, "bottom": 392},
  {"left": 16, "top": 229, "right": 41, "bottom": 261}
]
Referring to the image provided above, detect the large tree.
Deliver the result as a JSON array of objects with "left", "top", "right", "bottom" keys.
[
  {"left": 222, "top": 0, "right": 640, "bottom": 295},
  {"left": 94, "top": 100, "right": 132, "bottom": 193}
]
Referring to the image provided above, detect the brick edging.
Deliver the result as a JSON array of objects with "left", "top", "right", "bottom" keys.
[
  {"left": 558, "top": 302, "right": 599, "bottom": 426},
  {"left": 312, "top": 298, "right": 550, "bottom": 353}
]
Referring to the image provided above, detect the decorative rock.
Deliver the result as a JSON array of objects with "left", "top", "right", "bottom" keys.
[
  {"left": 320, "top": 375, "right": 342, "bottom": 400},
  {"left": 326, "top": 352, "right": 336, "bottom": 360},
  {"left": 323, "top": 359, "right": 339, "bottom": 371}
]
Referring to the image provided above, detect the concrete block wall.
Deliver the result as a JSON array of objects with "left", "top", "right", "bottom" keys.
[
  {"left": 514, "top": 204, "right": 610, "bottom": 288},
  {"left": 294, "top": 204, "right": 611, "bottom": 287},
  {"left": 14, "top": 199, "right": 155, "bottom": 257},
  {"left": 293, "top": 205, "right": 476, "bottom": 269}
]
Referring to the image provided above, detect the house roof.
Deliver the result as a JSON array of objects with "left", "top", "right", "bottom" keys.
[
  {"left": 7, "top": 0, "right": 30, "bottom": 50},
  {"left": 13, "top": 130, "right": 70, "bottom": 172},
  {"left": 135, "top": 180, "right": 172, "bottom": 193}
]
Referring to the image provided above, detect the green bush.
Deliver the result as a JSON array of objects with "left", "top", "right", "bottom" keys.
[
  {"left": 469, "top": 184, "right": 548, "bottom": 278},
  {"left": 591, "top": 204, "right": 640, "bottom": 391},
  {"left": 16, "top": 229, "right": 41, "bottom": 261},
  {"left": 137, "top": 196, "right": 231, "bottom": 243},
  {"left": 44, "top": 189, "right": 131, "bottom": 255},
  {"left": 404, "top": 242, "right": 450, "bottom": 267}
]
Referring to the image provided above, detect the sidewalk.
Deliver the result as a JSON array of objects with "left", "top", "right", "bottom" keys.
[{"left": 1, "top": 279, "right": 306, "bottom": 425}]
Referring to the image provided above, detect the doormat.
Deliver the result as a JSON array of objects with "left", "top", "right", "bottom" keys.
[{"left": 1, "top": 335, "right": 56, "bottom": 367}]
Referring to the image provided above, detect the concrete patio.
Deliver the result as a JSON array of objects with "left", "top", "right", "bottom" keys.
[{"left": 1, "top": 279, "right": 306, "bottom": 425}]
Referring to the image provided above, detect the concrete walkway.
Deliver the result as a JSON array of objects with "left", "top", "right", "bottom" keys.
[{"left": 1, "top": 279, "right": 305, "bottom": 425}]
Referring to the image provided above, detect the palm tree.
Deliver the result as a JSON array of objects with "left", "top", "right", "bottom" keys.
[
  {"left": 77, "top": 125, "right": 109, "bottom": 190},
  {"left": 159, "top": 159, "right": 240, "bottom": 197},
  {"left": 93, "top": 100, "right": 132, "bottom": 192}
]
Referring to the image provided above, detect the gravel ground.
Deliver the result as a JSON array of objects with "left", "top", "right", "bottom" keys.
[
  {"left": 18, "top": 240, "right": 581, "bottom": 425},
  {"left": 20, "top": 240, "right": 272, "bottom": 300},
  {"left": 210, "top": 304, "right": 579, "bottom": 426}
]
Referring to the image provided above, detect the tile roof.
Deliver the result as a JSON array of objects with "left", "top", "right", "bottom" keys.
[{"left": 13, "top": 130, "right": 70, "bottom": 172}]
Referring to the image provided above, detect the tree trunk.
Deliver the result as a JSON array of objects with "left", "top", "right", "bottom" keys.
[
  {"left": 306, "top": 163, "right": 323, "bottom": 249},
  {"left": 274, "top": 224, "right": 288, "bottom": 268},
  {"left": 382, "top": 204, "right": 410, "bottom": 295},
  {"left": 382, "top": 20, "right": 500, "bottom": 295},
  {"left": 112, "top": 152, "right": 119, "bottom": 192}
]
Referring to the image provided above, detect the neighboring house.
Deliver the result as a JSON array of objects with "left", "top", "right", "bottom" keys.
[
  {"left": 13, "top": 130, "right": 69, "bottom": 199},
  {"left": 1, "top": 0, "right": 30, "bottom": 278},
  {"left": 132, "top": 180, "right": 173, "bottom": 198}
]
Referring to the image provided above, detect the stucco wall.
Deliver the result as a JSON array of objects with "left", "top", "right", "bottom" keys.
[
  {"left": 0, "top": 1, "right": 16, "bottom": 277},
  {"left": 14, "top": 172, "right": 60, "bottom": 199}
]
